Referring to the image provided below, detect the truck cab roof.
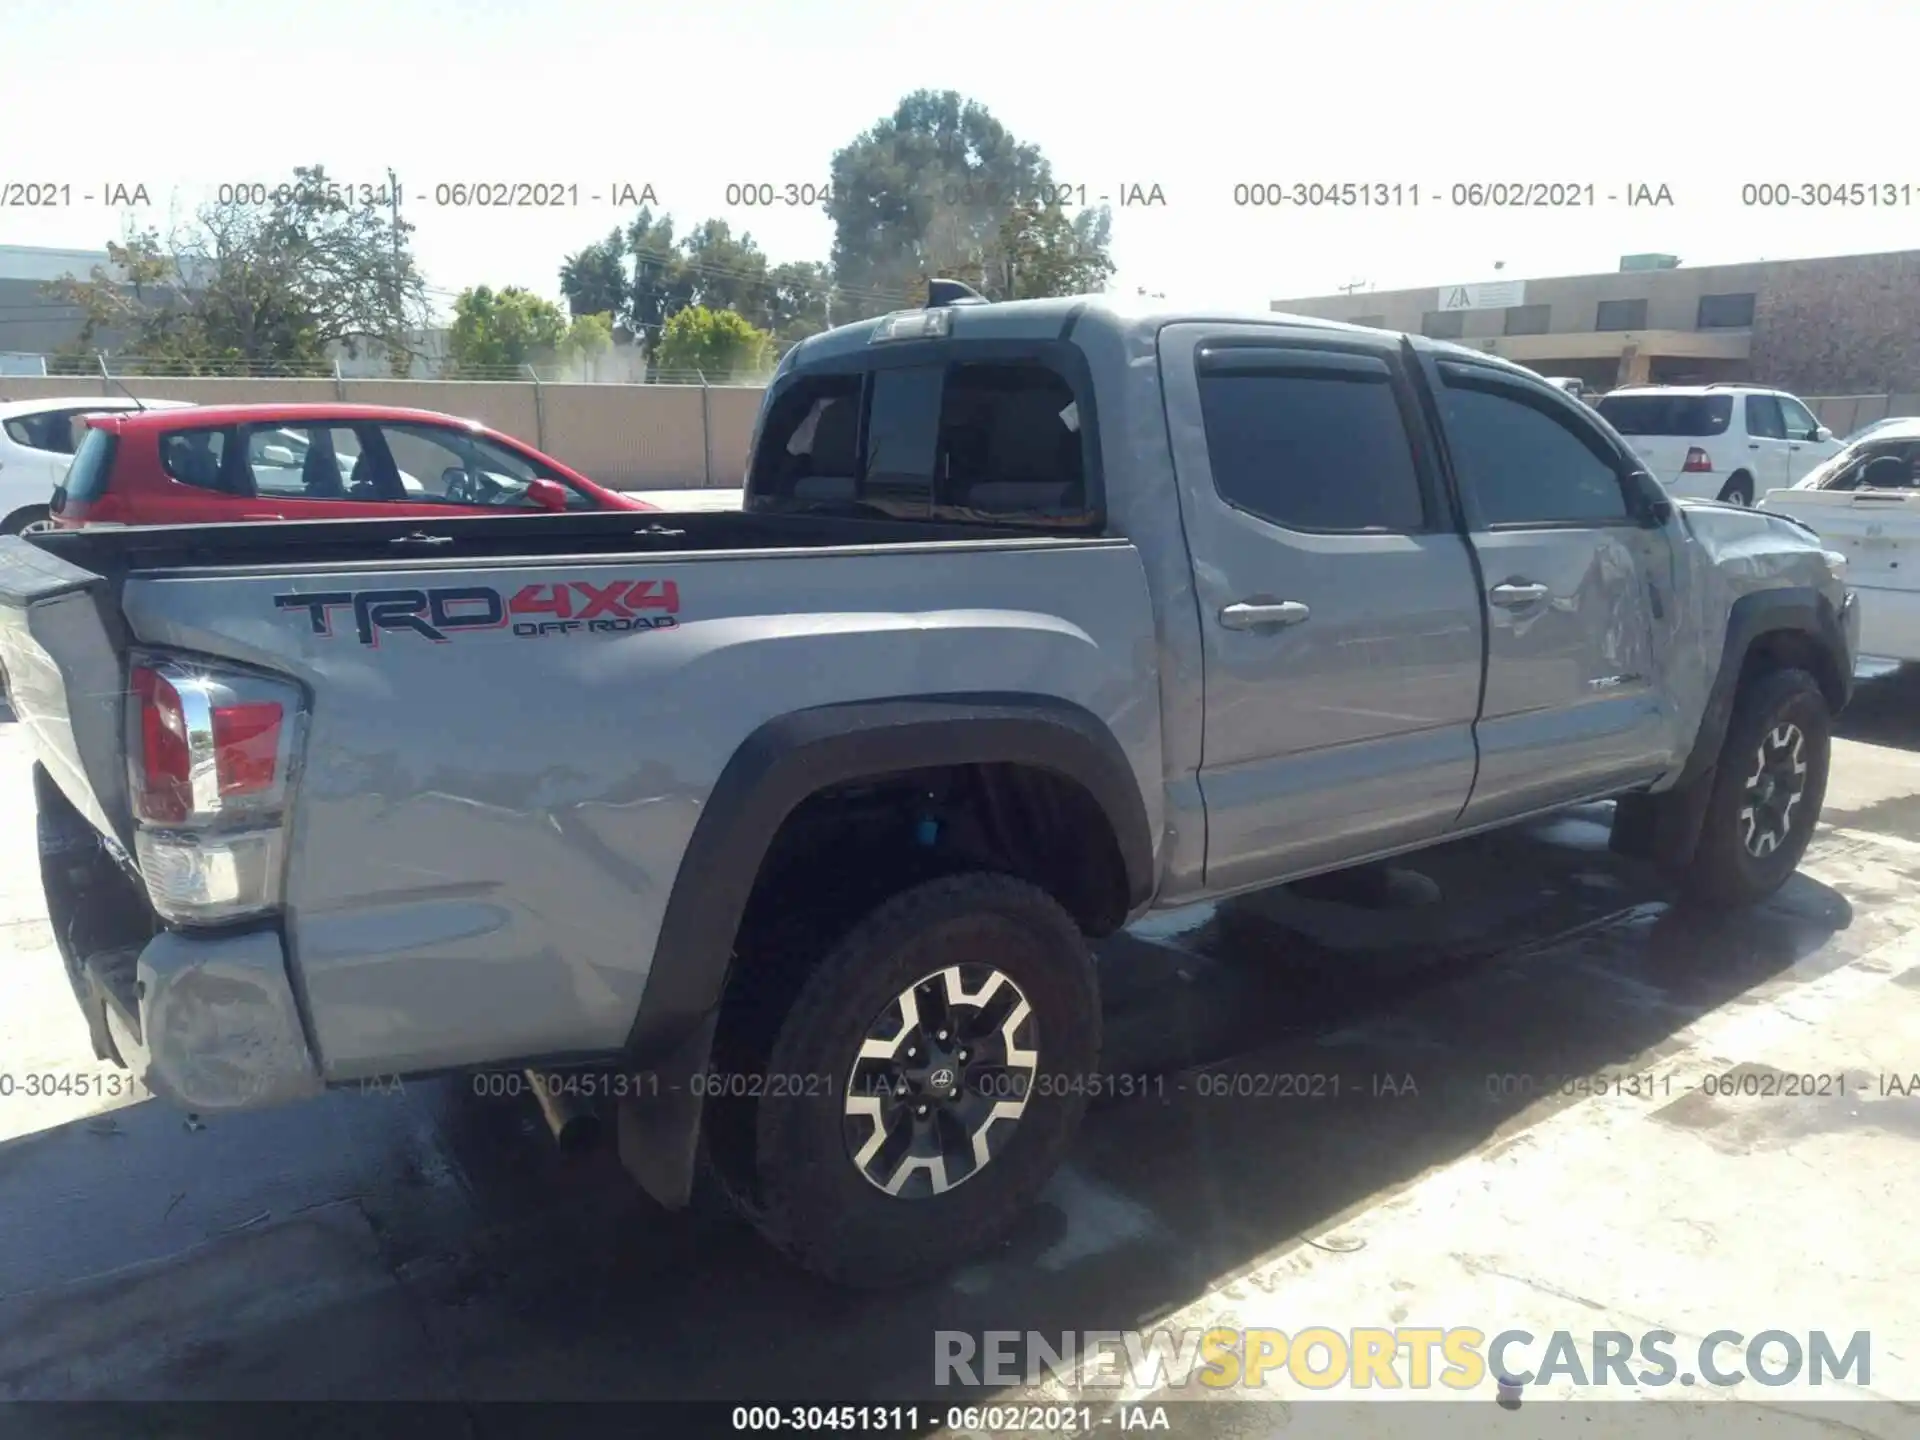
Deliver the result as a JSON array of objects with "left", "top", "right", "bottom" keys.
[{"left": 781, "top": 291, "right": 1553, "bottom": 389}]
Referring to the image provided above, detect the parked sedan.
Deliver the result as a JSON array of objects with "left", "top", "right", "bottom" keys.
[
  {"left": 1758, "top": 418, "right": 1920, "bottom": 661},
  {"left": 0, "top": 395, "right": 197, "bottom": 533},
  {"left": 51, "top": 402, "right": 657, "bottom": 528}
]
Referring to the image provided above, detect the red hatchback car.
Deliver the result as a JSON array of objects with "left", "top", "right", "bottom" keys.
[{"left": 51, "top": 402, "right": 656, "bottom": 528}]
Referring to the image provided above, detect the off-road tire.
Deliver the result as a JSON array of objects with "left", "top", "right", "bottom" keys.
[
  {"left": 1717, "top": 473, "right": 1755, "bottom": 507},
  {"left": 1680, "top": 666, "right": 1830, "bottom": 907},
  {"left": 747, "top": 872, "right": 1099, "bottom": 1289}
]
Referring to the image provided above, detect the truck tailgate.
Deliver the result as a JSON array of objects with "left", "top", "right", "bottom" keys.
[{"left": 0, "top": 536, "right": 132, "bottom": 849}]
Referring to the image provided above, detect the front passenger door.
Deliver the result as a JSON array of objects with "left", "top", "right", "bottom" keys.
[
  {"left": 1744, "top": 394, "right": 1793, "bottom": 494},
  {"left": 1433, "top": 361, "right": 1676, "bottom": 828}
]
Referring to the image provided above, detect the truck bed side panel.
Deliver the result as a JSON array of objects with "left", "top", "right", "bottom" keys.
[{"left": 118, "top": 539, "right": 1161, "bottom": 1081}]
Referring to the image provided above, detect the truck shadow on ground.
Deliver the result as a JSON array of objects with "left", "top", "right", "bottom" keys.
[
  {"left": 359, "top": 805, "right": 1861, "bottom": 1403},
  {"left": 0, "top": 805, "right": 1869, "bottom": 1407}
]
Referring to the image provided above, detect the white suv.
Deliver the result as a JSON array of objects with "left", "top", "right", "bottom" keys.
[
  {"left": 0, "top": 395, "right": 196, "bottom": 533},
  {"left": 1593, "top": 385, "right": 1845, "bottom": 505}
]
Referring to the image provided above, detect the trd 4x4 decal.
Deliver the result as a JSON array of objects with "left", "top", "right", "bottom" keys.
[{"left": 275, "top": 578, "right": 681, "bottom": 646}]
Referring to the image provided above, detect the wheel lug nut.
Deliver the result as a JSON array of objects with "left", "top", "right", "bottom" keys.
[
  {"left": 938, "top": 1030, "right": 949, "bottom": 1041},
  {"left": 916, "top": 1104, "right": 929, "bottom": 1117},
  {"left": 957, "top": 1049, "right": 969, "bottom": 1061}
]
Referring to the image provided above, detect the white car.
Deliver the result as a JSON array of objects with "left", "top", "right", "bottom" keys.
[
  {"left": 1759, "top": 418, "right": 1920, "bottom": 662},
  {"left": 0, "top": 395, "right": 196, "bottom": 533},
  {"left": 1593, "top": 384, "right": 1845, "bottom": 505}
]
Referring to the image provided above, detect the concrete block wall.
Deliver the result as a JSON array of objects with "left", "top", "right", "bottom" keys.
[{"left": 1752, "top": 252, "right": 1920, "bottom": 397}]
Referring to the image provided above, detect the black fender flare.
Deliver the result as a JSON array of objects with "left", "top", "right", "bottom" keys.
[
  {"left": 615, "top": 692, "right": 1155, "bottom": 1209},
  {"left": 1621, "top": 586, "right": 1851, "bottom": 868},
  {"left": 1676, "top": 586, "right": 1851, "bottom": 793}
]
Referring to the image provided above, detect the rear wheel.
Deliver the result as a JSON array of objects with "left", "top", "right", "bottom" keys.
[
  {"left": 1679, "top": 667, "right": 1831, "bottom": 907},
  {"left": 746, "top": 872, "right": 1099, "bottom": 1289},
  {"left": 1717, "top": 473, "right": 1755, "bottom": 506},
  {"left": 1, "top": 506, "right": 53, "bottom": 536}
]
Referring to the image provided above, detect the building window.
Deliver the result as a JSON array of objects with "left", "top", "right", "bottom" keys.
[
  {"left": 1350, "top": 314, "right": 1386, "bottom": 330},
  {"left": 1696, "top": 292, "right": 1756, "bottom": 329},
  {"left": 1503, "top": 304, "right": 1551, "bottom": 336},
  {"left": 1595, "top": 298, "right": 1648, "bottom": 331},
  {"left": 1421, "top": 310, "right": 1465, "bottom": 339}
]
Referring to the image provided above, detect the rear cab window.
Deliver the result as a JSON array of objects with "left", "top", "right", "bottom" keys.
[
  {"left": 747, "top": 343, "right": 1098, "bottom": 529},
  {"left": 1594, "top": 393, "right": 1733, "bottom": 437}
]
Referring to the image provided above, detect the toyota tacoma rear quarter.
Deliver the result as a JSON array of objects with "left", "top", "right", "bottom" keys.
[{"left": 0, "top": 289, "right": 1858, "bottom": 1288}]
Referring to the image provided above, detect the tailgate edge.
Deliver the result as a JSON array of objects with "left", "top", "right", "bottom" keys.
[{"left": 0, "top": 536, "right": 133, "bottom": 849}]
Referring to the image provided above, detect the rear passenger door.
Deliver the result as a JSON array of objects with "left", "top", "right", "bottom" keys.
[
  {"left": 1158, "top": 324, "right": 1487, "bottom": 892},
  {"left": 1430, "top": 360, "right": 1676, "bottom": 828}
]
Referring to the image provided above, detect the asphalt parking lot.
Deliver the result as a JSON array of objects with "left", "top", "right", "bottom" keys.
[{"left": 3, "top": 667, "right": 1920, "bottom": 1435}]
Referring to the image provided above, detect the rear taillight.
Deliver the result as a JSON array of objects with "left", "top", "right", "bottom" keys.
[
  {"left": 127, "top": 655, "right": 305, "bottom": 925},
  {"left": 1682, "top": 447, "right": 1714, "bottom": 473}
]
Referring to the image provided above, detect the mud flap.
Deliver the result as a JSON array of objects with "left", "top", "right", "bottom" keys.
[
  {"left": 616, "top": 1009, "right": 719, "bottom": 1211},
  {"left": 1611, "top": 766, "right": 1716, "bottom": 869}
]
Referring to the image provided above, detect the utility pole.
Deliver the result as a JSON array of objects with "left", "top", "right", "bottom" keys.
[
  {"left": 1337, "top": 279, "right": 1370, "bottom": 296},
  {"left": 388, "top": 168, "right": 403, "bottom": 372}
]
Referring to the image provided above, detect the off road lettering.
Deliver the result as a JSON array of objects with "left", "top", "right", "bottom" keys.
[{"left": 278, "top": 580, "right": 680, "bottom": 646}]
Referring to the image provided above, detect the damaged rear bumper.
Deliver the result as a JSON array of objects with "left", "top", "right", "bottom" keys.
[{"left": 77, "top": 926, "right": 325, "bottom": 1113}]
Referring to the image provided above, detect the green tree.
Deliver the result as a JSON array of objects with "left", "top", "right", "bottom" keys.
[
  {"left": 559, "top": 311, "right": 614, "bottom": 363},
  {"left": 825, "top": 91, "right": 1112, "bottom": 318},
  {"left": 626, "top": 206, "right": 694, "bottom": 337},
  {"left": 765, "top": 260, "right": 835, "bottom": 347},
  {"left": 47, "top": 164, "right": 428, "bottom": 373},
  {"left": 678, "top": 219, "right": 772, "bottom": 324},
  {"left": 653, "top": 305, "right": 773, "bottom": 380},
  {"left": 986, "top": 201, "right": 1116, "bottom": 301},
  {"left": 558, "top": 229, "right": 629, "bottom": 321},
  {"left": 445, "top": 285, "right": 567, "bottom": 375}
]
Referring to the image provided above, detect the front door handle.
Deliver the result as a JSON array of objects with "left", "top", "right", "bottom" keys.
[
  {"left": 1489, "top": 581, "right": 1550, "bottom": 608},
  {"left": 242, "top": 511, "right": 285, "bottom": 519},
  {"left": 1219, "top": 600, "right": 1311, "bottom": 631}
]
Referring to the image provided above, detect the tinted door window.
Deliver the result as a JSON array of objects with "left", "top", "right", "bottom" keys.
[
  {"left": 1777, "top": 394, "right": 1822, "bottom": 441},
  {"left": 1440, "top": 373, "right": 1629, "bottom": 526},
  {"left": 1595, "top": 393, "right": 1732, "bottom": 436},
  {"left": 158, "top": 428, "right": 233, "bottom": 492},
  {"left": 244, "top": 425, "right": 368, "bottom": 499},
  {"left": 1197, "top": 356, "right": 1426, "bottom": 533},
  {"left": 4, "top": 409, "right": 82, "bottom": 454},
  {"left": 360, "top": 424, "right": 575, "bottom": 507},
  {"left": 1746, "top": 394, "right": 1786, "bottom": 439}
]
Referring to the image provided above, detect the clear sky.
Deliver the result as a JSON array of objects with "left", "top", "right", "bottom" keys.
[{"left": 3, "top": 0, "right": 1918, "bottom": 324}]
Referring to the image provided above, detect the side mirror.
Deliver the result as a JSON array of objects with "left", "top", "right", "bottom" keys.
[
  {"left": 49, "top": 484, "right": 67, "bottom": 514},
  {"left": 1813, "top": 426, "right": 1833, "bottom": 443},
  {"left": 259, "top": 444, "right": 298, "bottom": 466},
  {"left": 525, "top": 478, "right": 569, "bottom": 512},
  {"left": 1626, "top": 470, "right": 1673, "bottom": 526}
]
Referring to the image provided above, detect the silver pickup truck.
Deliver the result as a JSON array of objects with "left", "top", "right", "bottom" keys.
[{"left": 0, "top": 289, "right": 1859, "bottom": 1288}]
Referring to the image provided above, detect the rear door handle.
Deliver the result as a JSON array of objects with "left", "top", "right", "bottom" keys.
[
  {"left": 1489, "top": 581, "right": 1550, "bottom": 608},
  {"left": 242, "top": 511, "right": 285, "bottom": 519},
  {"left": 1219, "top": 600, "right": 1311, "bottom": 631}
]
